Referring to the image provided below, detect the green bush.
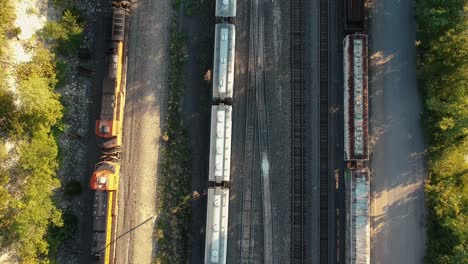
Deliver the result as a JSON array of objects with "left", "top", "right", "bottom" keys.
[
  {"left": 0, "top": 130, "right": 63, "bottom": 264},
  {"left": 0, "top": 1, "right": 85, "bottom": 262},
  {"left": 64, "top": 180, "right": 83, "bottom": 196},
  {"left": 0, "top": 0, "right": 15, "bottom": 54},
  {"left": 47, "top": 211, "right": 78, "bottom": 257},
  {"left": 416, "top": 0, "right": 468, "bottom": 263},
  {"left": 41, "top": 9, "right": 84, "bottom": 56}
]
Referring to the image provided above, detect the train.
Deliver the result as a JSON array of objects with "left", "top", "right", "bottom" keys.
[
  {"left": 344, "top": 0, "right": 370, "bottom": 264},
  {"left": 90, "top": 2, "right": 129, "bottom": 263},
  {"left": 205, "top": 1, "right": 236, "bottom": 263}
]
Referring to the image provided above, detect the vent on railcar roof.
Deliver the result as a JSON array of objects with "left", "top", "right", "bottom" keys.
[{"left": 112, "top": 11, "right": 126, "bottom": 41}]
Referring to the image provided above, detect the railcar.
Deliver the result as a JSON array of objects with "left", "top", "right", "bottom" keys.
[
  {"left": 209, "top": 104, "right": 232, "bottom": 183},
  {"left": 345, "top": 169, "right": 370, "bottom": 264},
  {"left": 95, "top": 6, "right": 127, "bottom": 150},
  {"left": 344, "top": 34, "right": 369, "bottom": 162},
  {"left": 215, "top": 0, "right": 236, "bottom": 18},
  {"left": 90, "top": 162, "right": 120, "bottom": 263},
  {"left": 345, "top": 0, "right": 365, "bottom": 33},
  {"left": 213, "top": 24, "right": 236, "bottom": 101},
  {"left": 204, "top": 187, "right": 230, "bottom": 264}
]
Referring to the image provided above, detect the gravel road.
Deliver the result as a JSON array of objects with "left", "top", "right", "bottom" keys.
[
  {"left": 368, "top": 1, "right": 427, "bottom": 263},
  {"left": 114, "top": 0, "right": 171, "bottom": 263}
]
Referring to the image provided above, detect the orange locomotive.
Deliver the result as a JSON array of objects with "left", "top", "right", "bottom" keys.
[
  {"left": 89, "top": 1, "right": 130, "bottom": 263},
  {"left": 95, "top": 7, "right": 126, "bottom": 150}
]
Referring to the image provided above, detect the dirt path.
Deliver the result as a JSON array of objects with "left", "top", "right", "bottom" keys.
[
  {"left": 368, "top": 1, "right": 427, "bottom": 263},
  {"left": 114, "top": 0, "right": 171, "bottom": 263}
]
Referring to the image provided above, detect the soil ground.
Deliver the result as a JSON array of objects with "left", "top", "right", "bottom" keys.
[
  {"left": 178, "top": 2, "right": 215, "bottom": 264},
  {"left": 368, "top": 0, "right": 427, "bottom": 263},
  {"left": 114, "top": 0, "right": 171, "bottom": 263}
]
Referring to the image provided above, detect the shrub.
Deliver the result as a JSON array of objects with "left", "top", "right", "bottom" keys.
[
  {"left": 41, "top": 9, "right": 84, "bottom": 56},
  {"left": 0, "top": 1, "right": 85, "bottom": 262},
  {"left": 64, "top": 180, "right": 83, "bottom": 196}
]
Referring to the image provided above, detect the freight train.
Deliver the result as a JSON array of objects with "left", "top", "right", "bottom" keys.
[
  {"left": 205, "top": 1, "right": 236, "bottom": 263},
  {"left": 344, "top": 0, "right": 370, "bottom": 264},
  {"left": 90, "top": 2, "right": 129, "bottom": 263}
]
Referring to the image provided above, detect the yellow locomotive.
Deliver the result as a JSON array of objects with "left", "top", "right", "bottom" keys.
[{"left": 90, "top": 2, "right": 129, "bottom": 263}]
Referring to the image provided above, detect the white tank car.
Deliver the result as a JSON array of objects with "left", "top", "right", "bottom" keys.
[
  {"left": 215, "top": 0, "right": 236, "bottom": 18},
  {"left": 209, "top": 104, "right": 232, "bottom": 183},
  {"left": 204, "top": 187, "right": 230, "bottom": 264},
  {"left": 213, "top": 24, "right": 235, "bottom": 101}
]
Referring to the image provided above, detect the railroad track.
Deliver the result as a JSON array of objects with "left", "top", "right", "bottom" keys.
[
  {"left": 239, "top": 0, "right": 274, "bottom": 262},
  {"left": 319, "top": 0, "right": 330, "bottom": 262},
  {"left": 238, "top": 0, "right": 259, "bottom": 261},
  {"left": 291, "top": 0, "right": 305, "bottom": 262},
  {"left": 254, "top": 0, "right": 274, "bottom": 262}
]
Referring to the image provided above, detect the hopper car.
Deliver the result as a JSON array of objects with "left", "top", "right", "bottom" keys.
[
  {"left": 204, "top": 187, "right": 230, "bottom": 264},
  {"left": 208, "top": 104, "right": 232, "bottom": 183},
  {"left": 205, "top": 3, "right": 236, "bottom": 264},
  {"left": 215, "top": 0, "right": 236, "bottom": 18},
  {"left": 90, "top": 2, "right": 129, "bottom": 263},
  {"left": 213, "top": 24, "right": 236, "bottom": 102}
]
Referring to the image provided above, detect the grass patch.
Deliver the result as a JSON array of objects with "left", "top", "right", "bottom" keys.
[{"left": 154, "top": 10, "right": 192, "bottom": 264}]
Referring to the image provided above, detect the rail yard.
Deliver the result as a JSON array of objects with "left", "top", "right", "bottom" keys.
[{"left": 83, "top": 0, "right": 425, "bottom": 263}]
